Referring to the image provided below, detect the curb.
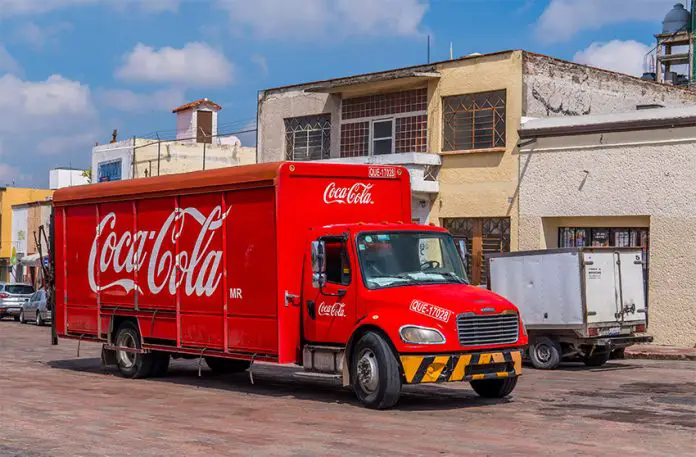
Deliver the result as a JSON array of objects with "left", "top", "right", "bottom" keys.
[{"left": 624, "top": 351, "right": 696, "bottom": 362}]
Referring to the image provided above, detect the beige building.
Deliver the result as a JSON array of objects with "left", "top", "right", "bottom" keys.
[
  {"left": 11, "top": 199, "right": 52, "bottom": 288},
  {"left": 92, "top": 98, "right": 256, "bottom": 182},
  {"left": 258, "top": 50, "right": 696, "bottom": 285},
  {"left": 519, "top": 106, "right": 696, "bottom": 346}
]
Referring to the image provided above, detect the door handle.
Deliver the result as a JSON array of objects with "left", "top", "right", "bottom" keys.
[{"left": 307, "top": 300, "right": 316, "bottom": 320}]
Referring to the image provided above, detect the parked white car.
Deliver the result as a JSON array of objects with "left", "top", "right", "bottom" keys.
[
  {"left": 19, "top": 289, "right": 51, "bottom": 326},
  {"left": 0, "top": 283, "right": 35, "bottom": 320}
]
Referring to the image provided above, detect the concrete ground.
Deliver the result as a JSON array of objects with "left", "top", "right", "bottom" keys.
[{"left": 1, "top": 321, "right": 694, "bottom": 457}]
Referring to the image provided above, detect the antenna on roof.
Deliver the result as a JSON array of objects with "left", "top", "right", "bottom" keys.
[
  {"left": 449, "top": 42, "right": 453, "bottom": 60},
  {"left": 427, "top": 34, "right": 431, "bottom": 63}
]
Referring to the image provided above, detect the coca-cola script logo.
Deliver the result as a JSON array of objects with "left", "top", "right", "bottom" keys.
[
  {"left": 318, "top": 302, "right": 346, "bottom": 317},
  {"left": 323, "top": 182, "right": 374, "bottom": 205},
  {"left": 88, "top": 206, "right": 230, "bottom": 297}
]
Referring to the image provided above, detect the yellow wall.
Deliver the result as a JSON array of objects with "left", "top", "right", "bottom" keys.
[
  {"left": 427, "top": 51, "right": 523, "bottom": 249},
  {"left": 0, "top": 188, "right": 54, "bottom": 259}
]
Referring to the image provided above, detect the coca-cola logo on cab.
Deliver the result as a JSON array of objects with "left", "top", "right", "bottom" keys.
[
  {"left": 88, "top": 206, "right": 230, "bottom": 297},
  {"left": 318, "top": 302, "right": 346, "bottom": 317},
  {"left": 323, "top": 182, "right": 374, "bottom": 205}
]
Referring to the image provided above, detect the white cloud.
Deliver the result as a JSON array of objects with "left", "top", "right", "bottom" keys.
[
  {"left": 0, "top": 74, "right": 98, "bottom": 186},
  {"left": 98, "top": 87, "right": 186, "bottom": 112},
  {"left": 0, "top": 44, "right": 21, "bottom": 74},
  {"left": 574, "top": 40, "right": 652, "bottom": 76},
  {"left": 116, "top": 42, "right": 235, "bottom": 87},
  {"left": 217, "top": 0, "right": 428, "bottom": 39},
  {"left": 536, "top": 0, "right": 675, "bottom": 43},
  {"left": 251, "top": 53, "right": 269, "bottom": 77},
  {"left": 14, "top": 22, "right": 72, "bottom": 48},
  {"left": 37, "top": 132, "right": 98, "bottom": 156},
  {"left": 0, "top": 0, "right": 179, "bottom": 17}
]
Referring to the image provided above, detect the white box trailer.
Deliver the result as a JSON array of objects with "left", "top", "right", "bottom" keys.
[{"left": 487, "top": 247, "right": 653, "bottom": 369}]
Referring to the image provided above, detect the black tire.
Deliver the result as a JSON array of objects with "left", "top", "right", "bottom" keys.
[
  {"left": 582, "top": 350, "right": 611, "bottom": 367},
  {"left": 351, "top": 332, "right": 402, "bottom": 410},
  {"left": 610, "top": 348, "right": 625, "bottom": 360},
  {"left": 470, "top": 376, "right": 518, "bottom": 398},
  {"left": 150, "top": 352, "right": 171, "bottom": 377},
  {"left": 204, "top": 356, "right": 251, "bottom": 374},
  {"left": 529, "top": 336, "right": 562, "bottom": 370},
  {"left": 36, "top": 313, "right": 43, "bottom": 327},
  {"left": 13, "top": 315, "right": 20, "bottom": 322},
  {"left": 114, "top": 321, "right": 153, "bottom": 379}
]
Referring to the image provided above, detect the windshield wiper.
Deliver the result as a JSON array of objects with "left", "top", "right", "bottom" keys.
[{"left": 441, "top": 272, "right": 469, "bottom": 284}]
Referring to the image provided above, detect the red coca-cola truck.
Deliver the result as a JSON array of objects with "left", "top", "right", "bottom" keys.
[{"left": 52, "top": 162, "right": 527, "bottom": 409}]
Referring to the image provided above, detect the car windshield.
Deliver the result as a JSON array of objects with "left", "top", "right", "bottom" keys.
[
  {"left": 6, "top": 285, "right": 34, "bottom": 294},
  {"left": 357, "top": 231, "right": 469, "bottom": 289}
]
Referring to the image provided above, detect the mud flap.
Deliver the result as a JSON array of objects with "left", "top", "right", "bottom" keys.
[{"left": 101, "top": 345, "right": 117, "bottom": 367}]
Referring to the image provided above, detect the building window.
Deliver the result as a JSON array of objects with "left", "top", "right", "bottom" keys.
[
  {"left": 340, "top": 88, "right": 428, "bottom": 158},
  {"left": 441, "top": 217, "right": 510, "bottom": 286},
  {"left": 284, "top": 114, "right": 331, "bottom": 161},
  {"left": 442, "top": 90, "right": 506, "bottom": 152},
  {"left": 98, "top": 159, "right": 122, "bottom": 182},
  {"left": 372, "top": 119, "right": 394, "bottom": 155}
]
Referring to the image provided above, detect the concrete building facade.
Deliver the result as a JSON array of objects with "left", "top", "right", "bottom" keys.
[
  {"left": 49, "top": 168, "right": 90, "bottom": 189},
  {"left": 11, "top": 200, "right": 52, "bottom": 288},
  {"left": 92, "top": 99, "right": 256, "bottom": 182},
  {"left": 519, "top": 106, "right": 696, "bottom": 346},
  {"left": 257, "top": 50, "right": 696, "bottom": 286}
]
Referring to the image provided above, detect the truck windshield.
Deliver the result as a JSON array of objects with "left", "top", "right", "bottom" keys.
[{"left": 357, "top": 232, "right": 469, "bottom": 289}]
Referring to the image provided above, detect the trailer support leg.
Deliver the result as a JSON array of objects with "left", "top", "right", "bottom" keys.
[{"left": 249, "top": 353, "right": 257, "bottom": 385}]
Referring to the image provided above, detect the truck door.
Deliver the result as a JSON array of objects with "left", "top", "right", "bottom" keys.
[
  {"left": 583, "top": 250, "right": 645, "bottom": 325},
  {"left": 303, "top": 236, "right": 356, "bottom": 344}
]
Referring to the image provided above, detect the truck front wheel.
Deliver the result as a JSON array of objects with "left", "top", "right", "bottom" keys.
[
  {"left": 470, "top": 376, "right": 518, "bottom": 398},
  {"left": 351, "top": 332, "right": 401, "bottom": 410},
  {"left": 114, "top": 321, "right": 153, "bottom": 379}
]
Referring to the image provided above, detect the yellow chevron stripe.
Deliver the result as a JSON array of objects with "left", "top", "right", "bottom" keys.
[
  {"left": 492, "top": 352, "right": 506, "bottom": 363},
  {"left": 478, "top": 353, "right": 492, "bottom": 364},
  {"left": 421, "top": 356, "right": 451, "bottom": 383},
  {"left": 496, "top": 372, "right": 510, "bottom": 378},
  {"left": 511, "top": 350, "right": 523, "bottom": 375},
  {"left": 449, "top": 354, "right": 472, "bottom": 382},
  {"left": 400, "top": 356, "right": 423, "bottom": 384},
  {"left": 471, "top": 373, "right": 485, "bottom": 380}
]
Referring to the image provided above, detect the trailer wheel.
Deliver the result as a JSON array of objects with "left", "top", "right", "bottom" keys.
[
  {"left": 582, "top": 350, "right": 611, "bottom": 367},
  {"left": 470, "top": 376, "right": 518, "bottom": 398},
  {"left": 150, "top": 352, "right": 171, "bottom": 377},
  {"left": 204, "top": 356, "right": 251, "bottom": 374},
  {"left": 529, "top": 337, "right": 562, "bottom": 370},
  {"left": 351, "top": 332, "right": 401, "bottom": 410},
  {"left": 114, "top": 321, "right": 153, "bottom": 379}
]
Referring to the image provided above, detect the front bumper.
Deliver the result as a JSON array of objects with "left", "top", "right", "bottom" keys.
[{"left": 400, "top": 348, "right": 524, "bottom": 384}]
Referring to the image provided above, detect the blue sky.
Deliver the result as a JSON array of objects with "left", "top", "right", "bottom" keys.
[{"left": 0, "top": 0, "right": 684, "bottom": 186}]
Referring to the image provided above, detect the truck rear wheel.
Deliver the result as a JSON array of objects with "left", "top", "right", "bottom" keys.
[
  {"left": 582, "top": 350, "right": 610, "bottom": 367},
  {"left": 351, "top": 332, "right": 401, "bottom": 410},
  {"left": 204, "top": 356, "right": 250, "bottom": 374},
  {"left": 114, "top": 321, "right": 153, "bottom": 379},
  {"left": 529, "top": 336, "right": 562, "bottom": 370},
  {"left": 470, "top": 376, "right": 518, "bottom": 398}
]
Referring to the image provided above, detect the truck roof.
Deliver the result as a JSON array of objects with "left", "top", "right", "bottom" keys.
[
  {"left": 53, "top": 162, "right": 410, "bottom": 206},
  {"left": 323, "top": 222, "right": 449, "bottom": 234}
]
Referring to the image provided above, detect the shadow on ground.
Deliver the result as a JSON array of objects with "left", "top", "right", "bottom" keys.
[{"left": 46, "top": 357, "right": 513, "bottom": 412}]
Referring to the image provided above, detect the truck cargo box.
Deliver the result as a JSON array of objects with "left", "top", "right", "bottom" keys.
[{"left": 53, "top": 162, "right": 411, "bottom": 364}]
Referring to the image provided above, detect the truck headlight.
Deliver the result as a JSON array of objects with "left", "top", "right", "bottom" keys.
[{"left": 399, "top": 326, "right": 446, "bottom": 344}]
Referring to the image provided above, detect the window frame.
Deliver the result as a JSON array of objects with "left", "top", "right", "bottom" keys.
[
  {"left": 284, "top": 114, "right": 332, "bottom": 162},
  {"left": 441, "top": 89, "right": 507, "bottom": 153},
  {"left": 321, "top": 237, "right": 352, "bottom": 287},
  {"left": 369, "top": 117, "right": 396, "bottom": 156},
  {"left": 97, "top": 159, "right": 123, "bottom": 182}
]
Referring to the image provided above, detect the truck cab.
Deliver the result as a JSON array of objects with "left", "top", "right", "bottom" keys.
[{"left": 302, "top": 223, "right": 528, "bottom": 409}]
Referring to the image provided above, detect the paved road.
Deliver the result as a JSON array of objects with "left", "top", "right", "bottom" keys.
[{"left": 1, "top": 321, "right": 694, "bottom": 457}]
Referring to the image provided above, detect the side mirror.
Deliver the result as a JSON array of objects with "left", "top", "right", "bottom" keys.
[{"left": 311, "top": 240, "right": 327, "bottom": 289}]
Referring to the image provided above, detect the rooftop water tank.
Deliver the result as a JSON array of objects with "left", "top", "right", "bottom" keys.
[{"left": 662, "top": 3, "right": 691, "bottom": 34}]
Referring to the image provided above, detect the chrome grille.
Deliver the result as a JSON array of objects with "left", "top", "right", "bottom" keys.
[{"left": 457, "top": 313, "right": 519, "bottom": 346}]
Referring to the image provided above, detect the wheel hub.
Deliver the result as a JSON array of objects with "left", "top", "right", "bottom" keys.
[
  {"left": 536, "top": 344, "right": 551, "bottom": 363},
  {"left": 116, "top": 332, "right": 137, "bottom": 368},
  {"left": 356, "top": 349, "right": 379, "bottom": 393}
]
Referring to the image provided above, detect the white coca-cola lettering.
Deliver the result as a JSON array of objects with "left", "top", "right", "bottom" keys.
[
  {"left": 88, "top": 206, "right": 230, "bottom": 297},
  {"left": 318, "top": 302, "right": 346, "bottom": 317},
  {"left": 323, "top": 182, "right": 374, "bottom": 205}
]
